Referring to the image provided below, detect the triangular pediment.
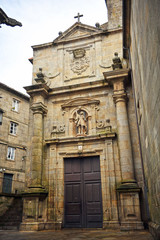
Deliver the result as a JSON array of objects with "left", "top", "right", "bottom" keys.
[
  {"left": 54, "top": 22, "right": 104, "bottom": 43},
  {"left": 61, "top": 97, "right": 100, "bottom": 109},
  {"left": 67, "top": 29, "right": 90, "bottom": 39}
]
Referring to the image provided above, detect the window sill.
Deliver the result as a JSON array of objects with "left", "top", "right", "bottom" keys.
[
  {"left": 11, "top": 109, "right": 19, "bottom": 113},
  {"left": 6, "top": 158, "right": 15, "bottom": 161},
  {"left": 9, "top": 133, "right": 17, "bottom": 137}
]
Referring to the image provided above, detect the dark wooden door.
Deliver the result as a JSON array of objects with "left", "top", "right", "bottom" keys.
[
  {"left": 2, "top": 173, "right": 13, "bottom": 194},
  {"left": 64, "top": 156, "right": 102, "bottom": 228}
]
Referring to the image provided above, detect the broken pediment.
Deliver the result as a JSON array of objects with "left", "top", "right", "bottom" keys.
[
  {"left": 54, "top": 22, "right": 104, "bottom": 43},
  {"left": 61, "top": 97, "right": 100, "bottom": 109}
]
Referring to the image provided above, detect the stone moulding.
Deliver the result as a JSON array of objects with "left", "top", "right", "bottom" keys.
[
  {"left": 61, "top": 97, "right": 100, "bottom": 109},
  {"left": 49, "top": 79, "right": 109, "bottom": 97},
  {"left": 21, "top": 189, "right": 48, "bottom": 198},
  {"left": 59, "top": 149, "right": 103, "bottom": 156},
  {"left": 45, "top": 132, "right": 116, "bottom": 145},
  {"left": 31, "top": 102, "right": 48, "bottom": 115},
  {"left": 24, "top": 83, "right": 49, "bottom": 98}
]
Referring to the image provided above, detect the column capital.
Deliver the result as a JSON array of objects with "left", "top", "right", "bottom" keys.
[
  {"left": 103, "top": 68, "right": 130, "bottom": 104},
  {"left": 113, "top": 92, "right": 128, "bottom": 104},
  {"left": 31, "top": 102, "right": 48, "bottom": 115}
]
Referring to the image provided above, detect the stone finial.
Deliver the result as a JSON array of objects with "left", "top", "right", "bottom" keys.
[
  {"left": 35, "top": 68, "right": 45, "bottom": 83},
  {"left": 95, "top": 22, "right": 100, "bottom": 28},
  {"left": 112, "top": 52, "right": 122, "bottom": 70}
]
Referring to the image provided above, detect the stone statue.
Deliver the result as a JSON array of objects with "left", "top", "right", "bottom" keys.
[
  {"left": 112, "top": 52, "right": 122, "bottom": 70},
  {"left": 75, "top": 110, "right": 87, "bottom": 135}
]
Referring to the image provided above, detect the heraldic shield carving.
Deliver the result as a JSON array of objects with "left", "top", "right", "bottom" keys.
[{"left": 70, "top": 48, "right": 89, "bottom": 75}]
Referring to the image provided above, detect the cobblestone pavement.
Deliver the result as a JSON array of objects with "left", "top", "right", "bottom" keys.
[{"left": 0, "top": 229, "right": 154, "bottom": 240}]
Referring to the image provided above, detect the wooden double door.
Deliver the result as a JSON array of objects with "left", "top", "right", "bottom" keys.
[{"left": 64, "top": 156, "right": 103, "bottom": 228}]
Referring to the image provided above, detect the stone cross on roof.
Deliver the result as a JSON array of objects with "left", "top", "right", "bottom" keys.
[{"left": 74, "top": 12, "right": 83, "bottom": 22}]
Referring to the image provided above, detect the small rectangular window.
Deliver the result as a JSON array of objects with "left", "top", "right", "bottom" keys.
[
  {"left": 7, "top": 147, "right": 15, "bottom": 160},
  {"left": 10, "top": 122, "right": 18, "bottom": 135},
  {"left": 12, "top": 99, "right": 19, "bottom": 112}
]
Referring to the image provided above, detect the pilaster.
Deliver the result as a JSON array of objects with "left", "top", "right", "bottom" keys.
[
  {"left": 104, "top": 69, "right": 143, "bottom": 230},
  {"left": 104, "top": 69, "right": 134, "bottom": 181},
  {"left": 20, "top": 83, "right": 51, "bottom": 231}
]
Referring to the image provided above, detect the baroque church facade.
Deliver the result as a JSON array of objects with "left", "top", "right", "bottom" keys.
[{"left": 20, "top": 3, "right": 145, "bottom": 231}]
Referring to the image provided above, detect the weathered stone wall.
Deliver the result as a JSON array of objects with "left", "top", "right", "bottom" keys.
[
  {"left": 105, "top": 0, "right": 122, "bottom": 29},
  {"left": 32, "top": 30, "right": 123, "bottom": 89},
  {"left": 0, "top": 84, "right": 29, "bottom": 193},
  {"left": 129, "top": 0, "right": 160, "bottom": 238}
]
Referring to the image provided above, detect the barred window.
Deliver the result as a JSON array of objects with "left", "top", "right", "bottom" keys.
[
  {"left": 7, "top": 147, "right": 15, "bottom": 160},
  {"left": 10, "top": 122, "right": 17, "bottom": 135}
]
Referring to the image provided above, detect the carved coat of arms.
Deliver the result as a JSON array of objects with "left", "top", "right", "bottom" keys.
[{"left": 70, "top": 48, "right": 89, "bottom": 75}]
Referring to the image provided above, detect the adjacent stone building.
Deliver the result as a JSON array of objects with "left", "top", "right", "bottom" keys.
[
  {"left": 123, "top": 1, "right": 160, "bottom": 239},
  {"left": 0, "top": 82, "right": 29, "bottom": 194},
  {"left": 20, "top": 1, "right": 145, "bottom": 231}
]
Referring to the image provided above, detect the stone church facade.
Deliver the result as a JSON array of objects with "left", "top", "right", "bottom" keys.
[{"left": 20, "top": 2, "right": 144, "bottom": 231}]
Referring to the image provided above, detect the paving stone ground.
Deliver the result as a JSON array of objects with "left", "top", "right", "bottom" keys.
[{"left": 0, "top": 229, "right": 154, "bottom": 240}]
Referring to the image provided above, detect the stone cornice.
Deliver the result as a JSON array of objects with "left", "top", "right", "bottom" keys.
[
  {"left": 45, "top": 132, "right": 116, "bottom": 145},
  {"left": 103, "top": 69, "right": 130, "bottom": 84},
  {"left": 24, "top": 83, "right": 49, "bottom": 98},
  {"left": 31, "top": 25, "right": 122, "bottom": 50},
  {"left": 49, "top": 79, "right": 108, "bottom": 96}
]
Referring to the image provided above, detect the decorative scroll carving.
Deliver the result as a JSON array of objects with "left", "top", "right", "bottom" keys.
[
  {"left": 96, "top": 120, "right": 105, "bottom": 129},
  {"left": 96, "top": 119, "right": 112, "bottom": 132},
  {"left": 51, "top": 124, "right": 65, "bottom": 135}
]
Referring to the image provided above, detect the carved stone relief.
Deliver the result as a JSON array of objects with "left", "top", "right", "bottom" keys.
[
  {"left": 70, "top": 48, "right": 89, "bottom": 75},
  {"left": 51, "top": 124, "right": 65, "bottom": 137},
  {"left": 96, "top": 119, "right": 112, "bottom": 133},
  {"left": 64, "top": 45, "right": 95, "bottom": 81}
]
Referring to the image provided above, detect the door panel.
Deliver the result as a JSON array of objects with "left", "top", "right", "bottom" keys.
[
  {"left": 64, "top": 156, "right": 102, "bottom": 228},
  {"left": 85, "top": 182, "right": 103, "bottom": 228},
  {"left": 64, "top": 158, "right": 82, "bottom": 228}
]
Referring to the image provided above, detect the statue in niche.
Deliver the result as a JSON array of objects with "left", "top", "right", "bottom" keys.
[{"left": 75, "top": 110, "right": 87, "bottom": 135}]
